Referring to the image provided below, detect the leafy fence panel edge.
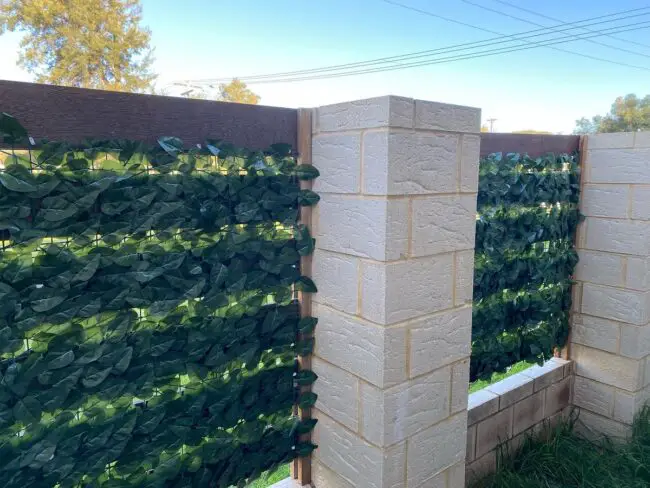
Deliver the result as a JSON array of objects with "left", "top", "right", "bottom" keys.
[
  {"left": 472, "top": 138, "right": 581, "bottom": 381},
  {"left": 0, "top": 104, "right": 317, "bottom": 488}
]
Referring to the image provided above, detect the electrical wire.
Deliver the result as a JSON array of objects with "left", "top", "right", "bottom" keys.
[
  {"left": 178, "top": 19, "right": 650, "bottom": 89},
  {"left": 177, "top": 5, "right": 650, "bottom": 87},
  {"left": 491, "top": 0, "right": 650, "bottom": 49},
  {"left": 380, "top": 0, "right": 650, "bottom": 72},
  {"left": 223, "top": 21, "right": 650, "bottom": 85},
  {"left": 461, "top": 0, "right": 650, "bottom": 58}
]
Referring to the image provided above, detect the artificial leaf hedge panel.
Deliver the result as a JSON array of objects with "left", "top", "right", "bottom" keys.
[
  {"left": 472, "top": 152, "right": 580, "bottom": 381},
  {"left": 0, "top": 113, "right": 318, "bottom": 488}
]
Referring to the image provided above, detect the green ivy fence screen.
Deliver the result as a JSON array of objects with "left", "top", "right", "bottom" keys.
[
  {"left": 0, "top": 113, "right": 318, "bottom": 488},
  {"left": 471, "top": 151, "right": 581, "bottom": 381}
]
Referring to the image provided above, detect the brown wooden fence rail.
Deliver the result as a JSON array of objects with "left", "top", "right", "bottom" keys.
[
  {"left": 480, "top": 133, "right": 580, "bottom": 157},
  {"left": 0, "top": 80, "right": 297, "bottom": 150}
]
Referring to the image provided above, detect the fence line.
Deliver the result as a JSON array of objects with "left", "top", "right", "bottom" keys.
[
  {"left": 0, "top": 80, "right": 297, "bottom": 150},
  {"left": 480, "top": 133, "right": 580, "bottom": 157}
]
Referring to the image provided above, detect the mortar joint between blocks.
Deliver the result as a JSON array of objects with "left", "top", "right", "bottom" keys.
[
  {"left": 359, "top": 129, "right": 365, "bottom": 195},
  {"left": 456, "top": 134, "right": 463, "bottom": 193}
]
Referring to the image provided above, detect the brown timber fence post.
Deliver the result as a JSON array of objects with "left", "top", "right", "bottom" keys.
[{"left": 293, "top": 108, "right": 314, "bottom": 486}]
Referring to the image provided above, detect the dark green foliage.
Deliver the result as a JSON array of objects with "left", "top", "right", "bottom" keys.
[
  {"left": 472, "top": 152, "right": 580, "bottom": 381},
  {"left": 0, "top": 117, "right": 318, "bottom": 487}
]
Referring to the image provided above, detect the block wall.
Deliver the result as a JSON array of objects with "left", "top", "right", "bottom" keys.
[
  {"left": 309, "top": 96, "right": 481, "bottom": 488},
  {"left": 570, "top": 131, "right": 650, "bottom": 437},
  {"left": 465, "top": 359, "right": 572, "bottom": 483}
]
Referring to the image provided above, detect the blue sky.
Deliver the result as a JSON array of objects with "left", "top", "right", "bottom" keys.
[{"left": 1, "top": 0, "right": 649, "bottom": 133}]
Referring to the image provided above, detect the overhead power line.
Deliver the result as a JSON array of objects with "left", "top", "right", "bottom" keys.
[
  {"left": 461, "top": 0, "right": 650, "bottom": 58},
  {"left": 179, "top": 21, "right": 650, "bottom": 90},
  {"left": 181, "top": 6, "right": 650, "bottom": 85},
  {"left": 491, "top": 0, "right": 650, "bottom": 49},
  {"left": 381, "top": 0, "right": 650, "bottom": 71},
  {"left": 217, "top": 21, "right": 650, "bottom": 85},
  {"left": 176, "top": 7, "right": 650, "bottom": 87}
]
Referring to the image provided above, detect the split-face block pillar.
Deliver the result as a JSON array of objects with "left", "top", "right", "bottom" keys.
[
  {"left": 571, "top": 132, "right": 650, "bottom": 437},
  {"left": 309, "top": 96, "right": 481, "bottom": 488}
]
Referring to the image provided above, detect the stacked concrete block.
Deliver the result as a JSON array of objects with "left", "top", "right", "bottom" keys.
[
  {"left": 310, "top": 96, "right": 480, "bottom": 488},
  {"left": 570, "top": 131, "right": 650, "bottom": 438},
  {"left": 466, "top": 359, "right": 572, "bottom": 483}
]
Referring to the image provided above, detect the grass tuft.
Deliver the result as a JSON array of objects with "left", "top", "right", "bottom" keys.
[
  {"left": 472, "top": 406, "right": 650, "bottom": 488},
  {"left": 469, "top": 360, "right": 536, "bottom": 393},
  {"left": 246, "top": 464, "right": 290, "bottom": 488}
]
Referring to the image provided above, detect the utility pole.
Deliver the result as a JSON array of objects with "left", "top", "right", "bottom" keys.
[{"left": 486, "top": 118, "right": 497, "bottom": 133}]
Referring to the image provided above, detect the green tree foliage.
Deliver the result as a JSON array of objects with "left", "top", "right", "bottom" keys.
[
  {"left": 182, "top": 79, "right": 261, "bottom": 105},
  {"left": 472, "top": 152, "right": 580, "bottom": 380},
  {"left": 573, "top": 94, "right": 650, "bottom": 134},
  {"left": 573, "top": 116, "right": 603, "bottom": 135},
  {"left": 0, "top": 0, "right": 155, "bottom": 92},
  {"left": 0, "top": 113, "right": 318, "bottom": 487},
  {"left": 219, "top": 79, "right": 260, "bottom": 104}
]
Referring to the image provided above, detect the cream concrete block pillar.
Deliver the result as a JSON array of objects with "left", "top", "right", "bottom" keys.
[
  {"left": 310, "top": 96, "right": 480, "bottom": 488},
  {"left": 571, "top": 132, "right": 650, "bottom": 439}
]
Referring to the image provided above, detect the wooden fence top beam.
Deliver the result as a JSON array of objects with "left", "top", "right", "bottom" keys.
[
  {"left": 480, "top": 133, "right": 580, "bottom": 157},
  {"left": 0, "top": 80, "right": 298, "bottom": 150}
]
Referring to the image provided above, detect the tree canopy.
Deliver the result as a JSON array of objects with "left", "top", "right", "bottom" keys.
[
  {"left": 0, "top": 0, "right": 155, "bottom": 92},
  {"left": 218, "top": 79, "right": 260, "bottom": 104},
  {"left": 182, "top": 79, "right": 261, "bottom": 105},
  {"left": 574, "top": 94, "right": 650, "bottom": 134}
]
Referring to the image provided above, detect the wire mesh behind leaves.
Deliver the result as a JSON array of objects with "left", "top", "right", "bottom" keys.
[
  {"left": 0, "top": 113, "right": 319, "bottom": 488},
  {"left": 471, "top": 152, "right": 580, "bottom": 381}
]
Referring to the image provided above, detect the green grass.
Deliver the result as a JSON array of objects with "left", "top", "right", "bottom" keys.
[
  {"left": 469, "top": 360, "right": 536, "bottom": 393},
  {"left": 246, "top": 464, "right": 290, "bottom": 488},
  {"left": 472, "top": 407, "right": 650, "bottom": 488}
]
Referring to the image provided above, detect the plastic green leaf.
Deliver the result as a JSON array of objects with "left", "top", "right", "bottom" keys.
[
  {"left": 82, "top": 367, "right": 113, "bottom": 388},
  {"left": 295, "top": 224, "right": 315, "bottom": 256},
  {"left": 295, "top": 370, "right": 318, "bottom": 386},
  {"left": 296, "top": 338, "right": 314, "bottom": 356},
  {"left": 48, "top": 351, "right": 75, "bottom": 370},
  {"left": 294, "top": 164, "right": 320, "bottom": 180},
  {"left": 270, "top": 143, "right": 292, "bottom": 157},
  {"left": 158, "top": 136, "right": 184, "bottom": 156},
  {"left": 295, "top": 276, "right": 317, "bottom": 293},
  {"left": 294, "top": 442, "right": 317, "bottom": 457},
  {"left": 298, "top": 189, "right": 320, "bottom": 206},
  {"left": 31, "top": 295, "right": 66, "bottom": 313},
  {"left": 13, "top": 396, "right": 42, "bottom": 424},
  {"left": 298, "top": 392, "right": 317, "bottom": 409},
  {"left": 0, "top": 172, "right": 36, "bottom": 193},
  {"left": 298, "top": 317, "right": 318, "bottom": 335},
  {"left": 296, "top": 418, "right": 317, "bottom": 435}
]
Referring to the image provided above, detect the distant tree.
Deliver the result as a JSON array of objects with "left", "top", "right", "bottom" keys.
[
  {"left": 512, "top": 130, "right": 553, "bottom": 135},
  {"left": 180, "top": 79, "right": 261, "bottom": 105},
  {"left": 574, "top": 94, "right": 650, "bottom": 134},
  {"left": 573, "top": 116, "right": 603, "bottom": 134},
  {"left": 218, "top": 79, "right": 260, "bottom": 104},
  {"left": 0, "top": 0, "right": 155, "bottom": 92}
]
